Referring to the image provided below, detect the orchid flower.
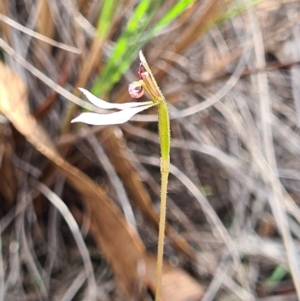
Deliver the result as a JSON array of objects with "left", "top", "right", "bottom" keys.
[
  {"left": 71, "top": 51, "right": 161, "bottom": 126},
  {"left": 72, "top": 51, "right": 171, "bottom": 301}
]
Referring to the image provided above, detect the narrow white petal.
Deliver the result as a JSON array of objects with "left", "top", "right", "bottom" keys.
[
  {"left": 71, "top": 103, "right": 155, "bottom": 125},
  {"left": 79, "top": 88, "right": 152, "bottom": 110}
]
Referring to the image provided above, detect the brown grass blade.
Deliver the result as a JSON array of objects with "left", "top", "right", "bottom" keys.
[
  {"left": 0, "top": 124, "right": 17, "bottom": 210},
  {"left": 36, "top": 0, "right": 55, "bottom": 53},
  {"left": 0, "top": 1, "right": 10, "bottom": 44}
]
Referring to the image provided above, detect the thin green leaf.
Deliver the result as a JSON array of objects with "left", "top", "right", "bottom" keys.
[
  {"left": 264, "top": 266, "right": 289, "bottom": 289},
  {"left": 92, "top": 0, "right": 162, "bottom": 95},
  {"left": 96, "top": 0, "right": 117, "bottom": 39},
  {"left": 151, "top": 0, "right": 197, "bottom": 36}
]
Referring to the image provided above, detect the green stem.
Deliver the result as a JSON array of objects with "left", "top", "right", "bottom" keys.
[
  {"left": 155, "top": 159, "right": 169, "bottom": 301},
  {"left": 158, "top": 101, "right": 170, "bottom": 161},
  {"left": 138, "top": 51, "right": 171, "bottom": 301},
  {"left": 155, "top": 100, "right": 170, "bottom": 301}
]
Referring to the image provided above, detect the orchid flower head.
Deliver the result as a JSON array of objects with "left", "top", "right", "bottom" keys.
[
  {"left": 72, "top": 50, "right": 160, "bottom": 126},
  {"left": 128, "top": 50, "right": 164, "bottom": 103}
]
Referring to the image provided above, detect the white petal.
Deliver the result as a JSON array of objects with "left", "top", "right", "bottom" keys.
[
  {"left": 78, "top": 88, "right": 152, "bottom": 110},
  {"left": 71, "top": 103, "right": 155, "bottom": 125}
]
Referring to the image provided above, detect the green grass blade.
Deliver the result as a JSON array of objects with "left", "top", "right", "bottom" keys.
[
  {"left": 264, "top": 266, "right": 289, "bottom": 289},
  {"left": 92, "top": 0, "right": 162, "bottom": 95},
  {"left": 96, "top": 0, "right": 117, "bottom": 39},
  {"left": 151, "top": 0, "right": 197, "bottom": 36}
]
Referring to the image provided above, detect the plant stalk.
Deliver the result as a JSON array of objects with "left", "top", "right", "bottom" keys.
[
  {"left": 155, "top": 159, "right": 169, "bottom": 301},
  {"left": 136, "top": 51, "right": 171, "bottom": 301},
  {"left": 155, "top": 100, "right": 170, "bottom": 301}
]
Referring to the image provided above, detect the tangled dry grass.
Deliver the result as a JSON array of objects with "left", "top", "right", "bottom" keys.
[{"left": 1, "top": 0, "right": 300, "bottom": 300}]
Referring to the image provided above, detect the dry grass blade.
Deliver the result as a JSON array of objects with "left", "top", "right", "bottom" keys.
[
  {"left": 36, "top": 0, "right": 54, "bottom": 44},
  {"left": 173, "top": 0, "right": 230, "bottom": 55},
  {"left": 0, "top": 13, "right": 81, "bottom": 53},
  {"left": 0, "top": 224, "right": 4, "bottom": 301},
  {"left": 0, "top": 125, "right": 17, "bottom": 210}
]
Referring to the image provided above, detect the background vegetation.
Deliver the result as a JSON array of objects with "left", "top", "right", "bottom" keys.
[{"left": 0, "top": 0, "right": 300, "bottom": 300}]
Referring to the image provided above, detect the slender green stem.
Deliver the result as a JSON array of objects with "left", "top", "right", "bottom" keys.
[
  {"left": 155, "top": 159, "right": 169, "bottom": 301},
  {"left": 155, "top": 100, "right": 170, "bottom": 301},
  {"left": 135, "top": 51, "right": 171, "bottom": 301}
]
